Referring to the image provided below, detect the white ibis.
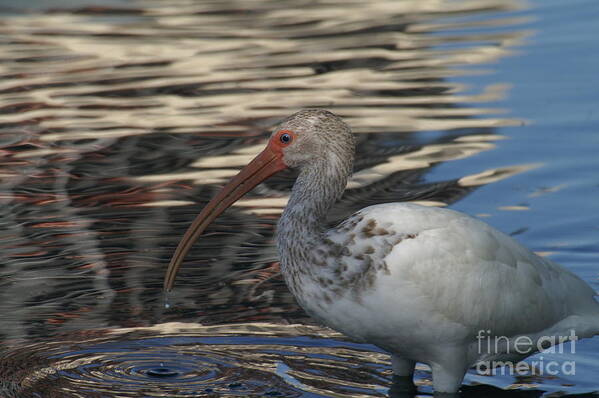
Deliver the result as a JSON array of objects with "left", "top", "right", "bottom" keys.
[{"left": 164, "top": 109, "right": 599, "bottom": 394}]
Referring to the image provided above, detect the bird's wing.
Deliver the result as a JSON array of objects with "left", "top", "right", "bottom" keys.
[{"left": 326, "top": 202, "right": 598, "bottom": 337}]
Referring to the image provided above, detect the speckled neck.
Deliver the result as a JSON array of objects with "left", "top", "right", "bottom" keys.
[{"left": 276, "top": 152, "right": 352, "bottom": 280}]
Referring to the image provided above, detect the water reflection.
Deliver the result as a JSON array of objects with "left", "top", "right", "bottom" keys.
[
  {"left": 2, "top": 0, "right": 590, "bottom": 396},
  {"left": 0, "top": 322, "right": 590, "bottom": 398},
  {"left": 1, "top": 323, "right": 380, "bottom": 397}
]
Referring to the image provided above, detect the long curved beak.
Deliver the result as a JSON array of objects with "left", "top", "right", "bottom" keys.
[{"left": 164, "top": 141, "right": 287, "bottom": 291}]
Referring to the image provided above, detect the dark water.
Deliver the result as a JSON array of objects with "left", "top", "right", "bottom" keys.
[{"left": 0, "top": 0, "right": 597, "bottom": 396}]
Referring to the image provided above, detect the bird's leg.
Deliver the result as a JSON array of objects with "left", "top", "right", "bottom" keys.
[
  {"left": 429, "top": 357, "right": 468, "bottom": 395},
  {"left": 389, "top": 354, "right": 416, "bottom": 394},
  {"left": 391, "top": 354, "right": 415, "bottom": 378}
]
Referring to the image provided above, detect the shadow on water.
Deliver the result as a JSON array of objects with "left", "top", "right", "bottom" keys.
[{"left": 0, "top": 0, "right": 597, "bottom": 396}]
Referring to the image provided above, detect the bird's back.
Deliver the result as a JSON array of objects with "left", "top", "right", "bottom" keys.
[{"left": 324, "top": 203, "right": 599, "bottom": 343}]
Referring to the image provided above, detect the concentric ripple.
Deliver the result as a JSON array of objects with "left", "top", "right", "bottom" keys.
[{"left": 1, "top": 323, "right": 401, "bottom": 397}]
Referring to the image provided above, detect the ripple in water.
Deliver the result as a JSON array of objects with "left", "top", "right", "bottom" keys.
[{"left": 1, "top": 323, "right": 397, "bottom": 397}]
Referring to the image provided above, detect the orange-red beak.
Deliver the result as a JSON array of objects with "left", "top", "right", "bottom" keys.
[{"left": 164, "top": 140, "right": 287, "bottom": 291}]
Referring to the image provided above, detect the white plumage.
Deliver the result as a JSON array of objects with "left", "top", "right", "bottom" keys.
[{"left": 291, "top": 203, "right": 599, "bottom": 392}]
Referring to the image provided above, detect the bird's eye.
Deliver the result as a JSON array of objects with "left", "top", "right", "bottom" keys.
[{"left": 280, "top": 132, "right": 293, "bottom": 144}]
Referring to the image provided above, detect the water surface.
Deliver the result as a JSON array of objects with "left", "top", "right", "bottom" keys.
[{"left": 0, "top": 0, "right": 598, "bottom": 396}]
